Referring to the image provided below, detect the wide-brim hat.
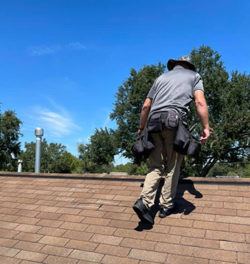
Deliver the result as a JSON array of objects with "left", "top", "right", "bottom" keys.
[{"left": 167, "top": 55, "right": 196, "bottom": 72}]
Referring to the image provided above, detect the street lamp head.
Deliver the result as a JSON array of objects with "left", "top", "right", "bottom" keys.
[{"left": 35, "top": 128, "right": 44, "bottom": 137}]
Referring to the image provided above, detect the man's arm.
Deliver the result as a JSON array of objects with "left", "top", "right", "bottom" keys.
[
  {"left": 193, "top": 90, "right": 211, "bottom": 144},
  {"left": 138, "top": 98, "right": 152, "bottom": 133}
]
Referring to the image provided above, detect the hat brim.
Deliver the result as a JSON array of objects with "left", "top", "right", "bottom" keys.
[{"left": 167, "top": 59, "right": 196, "bottom": 72}]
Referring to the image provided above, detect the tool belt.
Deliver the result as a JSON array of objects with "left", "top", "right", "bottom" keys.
[{"left": 147, "top": 109, "right": 201, "bottom": 157}]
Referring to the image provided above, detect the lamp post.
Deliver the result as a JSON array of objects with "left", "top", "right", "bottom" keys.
[{"left": 35, "top": 128, "right": 44, "bottom": 173}]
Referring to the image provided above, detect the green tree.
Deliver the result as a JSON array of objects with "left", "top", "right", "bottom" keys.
[
  {"left": 78, "top": 143, "right": 92, "bottom": 172},
  {"left": 57, "top": 151, "right": 82, "bottom": 173},
  {"left": 78, "top": 128, "right": 117, "bottom": 172},
  {"left": 112, "top": 162, "right": 148, "bottom": 175},
  {"left": 21, "top": 139, "right": 79, "bottom": 173},
  {"left": 0, "top": 110, "right": 22, "bottom": 171},
  {"left": 111, "top": 46, "right": 250, "bottom": 176},
  {"left": 184, "top": 46, "right": 250, "bottom": 176},
  {"left": 110, "top": 64, "right": 165, "bottom": 158}
]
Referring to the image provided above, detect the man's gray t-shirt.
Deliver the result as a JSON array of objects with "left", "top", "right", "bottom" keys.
[{"left": 147, "top": 65, "right": 204, "bottom": 117}]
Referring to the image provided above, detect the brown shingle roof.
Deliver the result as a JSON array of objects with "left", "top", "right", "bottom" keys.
[{"left": 0, "top": 173, "right": 249, "bottom": 264}]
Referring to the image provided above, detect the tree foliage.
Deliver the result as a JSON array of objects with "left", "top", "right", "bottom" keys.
[
  {"left": 184, "top": 46, "right": 250, "bottom": 176},
  {"left": 0, "top": 110, "right": 22, "bottom": 171},
  {"left": 21, "top": 139, "right": 80, "bottom": 173},
  {"left": 78, "top": 128, "right": 117, "bottom": 172},
  {"left": 111, "top": 46, "right": 250, "bottom": 176}
]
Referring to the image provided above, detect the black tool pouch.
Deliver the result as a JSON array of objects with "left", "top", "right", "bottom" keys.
[
  {"left": 162, "top": 111, "right": 179, "bottom": 129},
  {"left": 147, "top": 112, "right": 163, "bottom": 132},
  {"left": 187, "top": 138, "right": 201, "bottom": 157},
  {"left": 173, "top": 121, "right": 190, "bottom": 155},
  {"left": 131, "top": 128, "right": 155, "bottom": 164},
  {"left": 173, "top": 121, "right": 201, "bottom": 157}
]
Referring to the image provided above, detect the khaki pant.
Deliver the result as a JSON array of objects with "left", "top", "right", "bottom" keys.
[{"left": 140, "top": 129, "right": 184, "bottom": 209}]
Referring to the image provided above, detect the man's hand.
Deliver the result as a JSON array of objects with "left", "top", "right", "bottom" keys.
[
  {"left": 200, "top": 127, "right": 213, "bottom": 144},
  {"left": 194, "top": 90, "right": 211, "bottom": 144},
  {"left": 137, "top": 128, "right": 143, "bottom": 136}
]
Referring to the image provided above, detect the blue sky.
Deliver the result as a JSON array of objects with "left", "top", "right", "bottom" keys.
[{"left": 0, "top": 0, "right": 249, "bottom": 162}]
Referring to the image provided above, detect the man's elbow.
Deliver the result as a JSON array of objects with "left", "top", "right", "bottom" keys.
[
  {"left": 142, "top": 98, "right": 152, "bottom": 112},
  {"left": 142, "top": 105, "right": 151, "bottom": 112},
  {"left": 195, "top": 99, "right": 206, "bottom": 108}
]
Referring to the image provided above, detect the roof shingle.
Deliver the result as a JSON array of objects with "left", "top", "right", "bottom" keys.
[{"left": 0, "top": 174, "right": 249, "bottom": 264}]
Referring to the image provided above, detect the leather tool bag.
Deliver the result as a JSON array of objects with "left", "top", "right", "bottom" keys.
[
  {"left": 131, "top": 128, "right": 155, "bottom": 163},
  {"left": 173, "top": 121, "right": 201, "bottom": 157}
]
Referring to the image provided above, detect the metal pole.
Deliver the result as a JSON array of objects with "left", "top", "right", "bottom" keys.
[
  {"left": 17, "top": 159, "right": 23, "bottom": 173},
  {"left": 35, "top": 128, "right": 44, "bottom": 173}
]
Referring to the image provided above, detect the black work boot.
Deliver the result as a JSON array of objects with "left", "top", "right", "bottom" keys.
[
  {"left": 133, "top": 198, "right": 154, "bottom": 225},
  {"left": 158, "top": 205, "right": 175, "bottom": 218}
]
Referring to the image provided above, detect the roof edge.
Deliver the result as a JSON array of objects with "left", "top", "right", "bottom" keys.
[{"left": 0, "top": 171, "right": 250, "bottom": 185}]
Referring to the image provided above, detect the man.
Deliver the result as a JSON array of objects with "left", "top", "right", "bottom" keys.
[{"left": 133, "top": 56, "right": 211, "bottom": 224}]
